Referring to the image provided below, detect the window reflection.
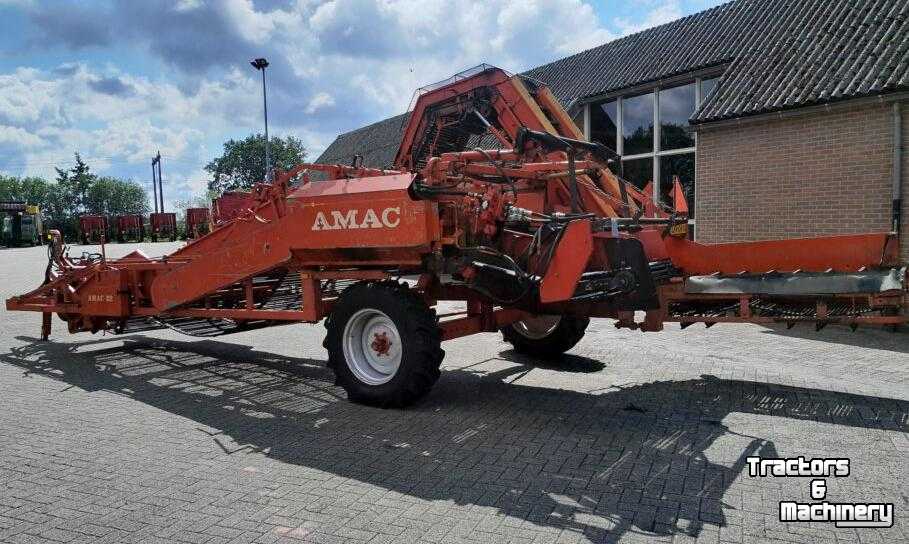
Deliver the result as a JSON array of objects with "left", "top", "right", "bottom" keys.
[
  {"left": 660, "top": 154, "right": 695, "bottom": 218},
  {"left": 701, "top": 77, "right": 719, "bottom": 102},
  {"left": 622, "top": 157, "right": 653, "bottom": 190},
  {"left": 571, "top": 107, "right": 584, "bottom": 134},
  {"left": 622, "top": 92, "right": 653, "bottom": 155},
  {"left": 578, "top": 75, "right": 724, "bottom": 229},
  {"left": 589, "top": 100, "right": 617, "bottom": 152},
  {"left": 660, "top": 83, "right": 696, "bottom": 150}
]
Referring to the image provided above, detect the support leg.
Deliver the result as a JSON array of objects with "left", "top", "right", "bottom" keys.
[{"left": 40, "top": 312, "right": 51, "bottom": 341}]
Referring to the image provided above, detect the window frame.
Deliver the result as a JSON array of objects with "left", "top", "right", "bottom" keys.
[{"left": 582, "top": 74, "right": 722, "bottom": 238}]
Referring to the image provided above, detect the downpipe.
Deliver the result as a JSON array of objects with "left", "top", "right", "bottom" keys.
[{"left": 893, "top": 101, "right": 902, "bottom": 234}]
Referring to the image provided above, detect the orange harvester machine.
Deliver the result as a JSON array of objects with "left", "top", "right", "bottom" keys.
[{"left": 8, "top": 66, "right": 907, "bottom": 406}]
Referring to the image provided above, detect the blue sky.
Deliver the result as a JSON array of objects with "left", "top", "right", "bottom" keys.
[{"left": 0, "top": 0, "right": 725, "bottom": 207}]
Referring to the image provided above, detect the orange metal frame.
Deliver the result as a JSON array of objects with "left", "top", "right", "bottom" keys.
[{"left": 6, "top": 66, "right": 906, "bottom": 343}]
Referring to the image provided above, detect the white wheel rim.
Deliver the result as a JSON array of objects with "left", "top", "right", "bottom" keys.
[
  {"left": 343, "top": 308, "right": 402, "bottom": 385},
  {"left": 513, "top": 315, "right": 561, "bottom": 340}
]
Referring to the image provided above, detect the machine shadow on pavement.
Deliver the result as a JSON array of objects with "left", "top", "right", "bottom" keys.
[
  {"left": 495, "top": 349, "right": 606, "bottom": 373},
  {"left": 761, "top": 322, "right": 909, "bottom": 354},
  {"left": 3, "top": 335, "right": 907, "bottom": 542}
]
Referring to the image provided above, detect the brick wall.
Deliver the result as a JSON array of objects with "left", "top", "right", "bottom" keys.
[{"left": 695, "top": 100, "right": 908, "bottom": 262}]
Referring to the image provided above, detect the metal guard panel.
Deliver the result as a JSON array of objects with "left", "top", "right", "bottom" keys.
[
  {"left": 289, "top": 173, "right": 414, "bottom": 198},
  {"left": 685, "top": 268, "right": 906, "bottom": 296},
  {"left": 287, "top": 189, "right": 436, "bottom": 250},
  {"left": 664, "top": 233, "right": 893, "bottom": 274},
  {"left": 539, "top": 219, "right": 592, "bottom": 303},
  {"left": 150, "top": 179, "right": 436, "bottom": 311}
]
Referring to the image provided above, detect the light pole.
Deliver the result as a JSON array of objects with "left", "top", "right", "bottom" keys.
[{"left": 250, "top": 57, "right": 271, "bottom": 182}]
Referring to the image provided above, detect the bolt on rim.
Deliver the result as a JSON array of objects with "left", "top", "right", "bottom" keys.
[{"left": 343, "top": 308, "right": 402, "bottom": 385}]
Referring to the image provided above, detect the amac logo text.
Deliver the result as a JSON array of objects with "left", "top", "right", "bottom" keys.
[{"left": 311, "top": 207, "right": 401, "bottom": 231}]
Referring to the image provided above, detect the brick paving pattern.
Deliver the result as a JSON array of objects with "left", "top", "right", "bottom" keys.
[{"left": 1, "top": 243, "right": 907, "bottom": 543}]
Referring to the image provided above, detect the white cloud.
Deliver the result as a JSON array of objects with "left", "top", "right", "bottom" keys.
[
  {"left": 0, "top": 63, "right": 259, "bottom": 184},
  {"left": 615, "top": 1, "right": 684, "bottom": 35},
  {"left": 276, "top": 0, "right": 622, "bottom": 117},
  {"left": 0, "top": 125, "right": 43, "bottom": 148},
  {"left": 2, "top": 0, "right": 702, "bottom": 204},
  {"left": 222, "top": 0, "right": 297, "bottom": 44},
  {"left": 173, "top": 0, "right": 202, "bottom": 12},
  {"left": 305, "top": 92, "right": 335, "bottom": 114}
]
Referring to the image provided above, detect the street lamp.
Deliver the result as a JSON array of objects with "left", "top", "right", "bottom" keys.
[{"left": 250, "top": 57, "right": 271, "bottom": 182}]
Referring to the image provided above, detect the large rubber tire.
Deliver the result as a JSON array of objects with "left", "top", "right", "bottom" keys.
[
  {"left": 501, "top": 315, "right": 590, "bottom": 359},
  {"left": 324, "top": 281, "right": 444, "bottom": 407}
]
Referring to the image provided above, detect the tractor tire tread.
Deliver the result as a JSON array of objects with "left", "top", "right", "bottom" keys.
[
  {"left": 324, "top": 280, "right": 443, "bottom": 408},
  {"left": 501, "top": 316, "right": 589, "bottom": 359}
]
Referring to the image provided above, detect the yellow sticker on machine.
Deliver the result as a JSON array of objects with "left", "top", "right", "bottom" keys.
[
  {"left": 25, "top": 205, "right": 39, "bottom": 214},
  {"left": 670, "top": 223, "right": 688, "bottom": 237}
]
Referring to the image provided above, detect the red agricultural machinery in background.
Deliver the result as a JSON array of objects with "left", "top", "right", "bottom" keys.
[
  {"left": 212, "top": 191, "right": 254, "bottom": 225},
  {"left": 185, "top": 208, "right": 211, "bottom": 239},
  {"left": 78, "top": 215, "right": 108, "bottom": 244},
  {"left": 115, "top": 214, "right": 145, "bottom": 243},
  {"left": 149, "top": 212, "right": 177, "bottom": 242},
  {"left": 8, "top": 65, "right": 907, "bottom": 407}
]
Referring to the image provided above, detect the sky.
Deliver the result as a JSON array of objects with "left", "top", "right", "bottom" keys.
[{"left": 0, "top": 0, "right": 725, "bottom": 208}]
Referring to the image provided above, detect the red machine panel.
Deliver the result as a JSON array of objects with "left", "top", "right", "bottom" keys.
[
  {"left": 285, "top": 174, "right": 438, "bottom": 249},
  {"left": 212, "top": 191, "right": 253, "bottom": 224},
  {"left": 149, "top": 174, "right": 438, "bottom": 311},
  {"left": 78, "top": 269, "right": 130, "bottom": 316},
  {"left": 663, "top": 233, "right": 896, "bottom": 274}
]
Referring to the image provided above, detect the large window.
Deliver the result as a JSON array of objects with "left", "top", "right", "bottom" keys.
[
  {"left": 589, "top": 100, "right": 617, "bottom": 151},
  {"left": 586, "top": 76, "right": 721, "bottom": 235},
  {"left": 622, "top": 157, "right": 653, "bottom": 189},
  {"left": 622, "top": 92, "right": 654, "bottom": 155},
  {"left": 660, "top": 154, "right": 695, "bottom": 216},
  {"left": 659, "top": 82, "right": 696, "bottom": 150}
]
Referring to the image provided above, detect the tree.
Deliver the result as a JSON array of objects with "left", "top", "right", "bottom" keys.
[
  {"left": 0, "top": 175, "right": 49, "bottom": 204},
  {"left": 0, "top": 175, "right": 20, "bottom": 201},
  {"left": 205, "top": 134, "right": 306, "bottom": 194},
  {"left": 85, "top": 177, "right": 150, "bottom": 216},
  {"left": 42, "top": 182, "right": 70, "bottom": 234},
  {"left": 54, "top": 153, "right": 96, "bottom": 215},
  {"left": 49, "top": 153, "right": 98, "bottom": 238},
  {"left": 18, "top": 177, "right": 50, "bottom": 206}
]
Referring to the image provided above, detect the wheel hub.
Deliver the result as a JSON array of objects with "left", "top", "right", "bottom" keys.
[
  {"left": 513, "top": 315, "right": 561, "bottom": 339},
  {"left": 371, "top": 331, "right": 392, "bottom": 356},
  {"left": 343, "top": 309, "right": 402, "bottom": 385}
]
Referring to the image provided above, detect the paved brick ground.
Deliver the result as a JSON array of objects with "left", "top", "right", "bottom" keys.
[{"left": 1, "top": 243, "right": 907, "bottom": 544}]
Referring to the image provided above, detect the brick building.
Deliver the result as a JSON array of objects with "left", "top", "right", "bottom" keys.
[{"left": 316, "top": 0, "right": 909, "bottom": 258}]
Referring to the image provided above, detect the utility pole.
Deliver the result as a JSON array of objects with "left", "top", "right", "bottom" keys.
[
  {"left": 152, "top": 152, "right": 164, "bottom": 212},
  {"left": 250, "top": 57, "right": 271, "bottom": 182},
  {"left": 151, "top": 158, "right": 159, "bottom": 214}
]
